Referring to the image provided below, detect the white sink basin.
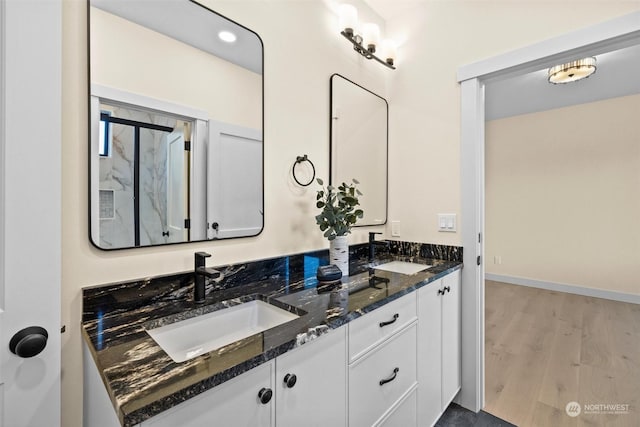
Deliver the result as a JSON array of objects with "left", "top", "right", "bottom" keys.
[
  {"left": 374, "top": 261, "right": 432, "bottom": 275},
  {"left": 146, "top": 300, "right": 299, "bottom": 363}
]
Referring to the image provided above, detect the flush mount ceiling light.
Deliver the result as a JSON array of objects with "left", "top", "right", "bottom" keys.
[
  {"left": 548, "top": 57, "right": 597, "bottom": 84},
  {"left": 218, "top": 31, "right": 237, "bottom": 43},
  {"left": 338, "top": 4, "right": 397, "bottom": 70}
]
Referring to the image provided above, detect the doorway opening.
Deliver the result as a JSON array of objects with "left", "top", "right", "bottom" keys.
[{"left": 456, "top": 10, "right": 640, "bottom": 416}]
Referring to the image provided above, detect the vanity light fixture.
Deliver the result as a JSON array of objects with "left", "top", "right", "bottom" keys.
[
  {"left": 338, "top": 3, "right": 396, "bottom": 70},
  {"left": 548, "top": 57, "right": 597, "bottom": 84},
  {"left": 218, "top": 30, "right": 237, "bottom": 43}
]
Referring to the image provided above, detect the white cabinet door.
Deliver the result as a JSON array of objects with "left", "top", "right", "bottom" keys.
[
  {"left": 417, "top": 281, "right": 443, "bottom": 427},
  {"left": 142, "top": 361, "right": 274, "bottom": 427},
  {"left": 417, "top": 270, "right": 462, "bottom": 426},
  {"left": 440, "top": 270, "right": 461, "bottom": 409},
  {"left": 276, "top": 328, "right": 347, "bottom": 427}
]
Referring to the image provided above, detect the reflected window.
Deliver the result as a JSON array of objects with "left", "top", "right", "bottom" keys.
[{"left": 99, "top": 110, "right": 111, "bottom": 157}]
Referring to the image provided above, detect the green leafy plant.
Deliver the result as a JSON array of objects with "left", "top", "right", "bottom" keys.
[{"left": 315, "top": 178, "right": 363, "bottom": 240}]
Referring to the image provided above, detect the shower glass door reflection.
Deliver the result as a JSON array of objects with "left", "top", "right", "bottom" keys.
[{"left": 98, "top": 103, "right": 189, "bottom": 247}]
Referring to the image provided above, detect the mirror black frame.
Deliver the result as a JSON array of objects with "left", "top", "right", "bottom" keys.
[
  {"left": 329, "top": 73, "right": 388, "bottom": 227},
  {"left": 87, "top": 0, "right": 265, "bottom": 250}
]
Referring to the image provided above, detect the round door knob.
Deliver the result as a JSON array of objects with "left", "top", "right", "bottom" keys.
[
  {"left": 283, "top": 373, "right": 297, "bottom": 388},
  {"left": 9, "top": 326, "right": 48, "bottom": 358},
  {"left": 258, "top": 387, "right": 273, "bottom": 404}
]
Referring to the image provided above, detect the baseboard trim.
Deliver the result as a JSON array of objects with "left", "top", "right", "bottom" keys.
[{"left": 485, "top": 273, "right": 640, "bottom": 304}]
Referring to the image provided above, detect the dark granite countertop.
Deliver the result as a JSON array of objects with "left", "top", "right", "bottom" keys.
[{"left": 82, "top": 241, "right": 463, "bottom": 426}]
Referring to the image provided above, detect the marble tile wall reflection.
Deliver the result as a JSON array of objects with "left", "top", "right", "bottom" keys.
[
  {"left": 98, "top": 104, "right": 177, "bottom": 248},
  {"left": 99, "top": 122, "right": 135, "bottom": 248}
]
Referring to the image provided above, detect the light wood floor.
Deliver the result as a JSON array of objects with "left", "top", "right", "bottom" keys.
[{"left": 484, "top": 280, "right": 640, "bottom": 427}]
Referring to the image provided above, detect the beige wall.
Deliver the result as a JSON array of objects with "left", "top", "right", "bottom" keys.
[
  {"left": 62, "top": 1, "right": 640, "bottom": 426},
  {"left": 485, "top": 94, "right": 640, "bottom": 295}
]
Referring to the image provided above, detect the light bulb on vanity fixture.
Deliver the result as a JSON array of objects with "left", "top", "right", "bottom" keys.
[
  {"left": 338, "top": 3, "right": 397, "bottom": 70},
  {"left": 338, "top": 4, "right": 358, "bottom": 36},
  {"left": 380, "top": 40, "right": 397, "bottom": 66},
  {"left": 362, "top": 23, "right": 380, "bottom": 52}
]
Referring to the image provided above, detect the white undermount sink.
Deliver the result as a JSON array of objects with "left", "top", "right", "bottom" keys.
[
  {"left": 146, "top": 300, "right": 299, "bottom": 363},
  {"left": 374, "top": 261, "right": 432, "bottom": 275}
]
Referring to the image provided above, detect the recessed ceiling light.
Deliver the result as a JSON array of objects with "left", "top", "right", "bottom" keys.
[
  {"left": 218, "top": 31, "right": 237, "bottom": 43},
  {"left": 548, "top": 57, "right": 597, "bottom": 84}
]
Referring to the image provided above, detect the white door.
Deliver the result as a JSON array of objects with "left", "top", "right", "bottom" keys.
[
  {"left": 165, "top": 130, "right": 187, "bottom": 243},
  {"left": 0, "top": 1, "right": 62, "bottom": 426},
  {"left": 207, "top": 120, "right": 262, "bottom": 239}
]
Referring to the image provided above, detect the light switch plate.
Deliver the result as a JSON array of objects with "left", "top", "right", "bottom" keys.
[
  {"left": 391, "top": 221, "right": 400, "bottom": 237},
  {"left": 437, "top": 214, "right": 457, "bottom": 232}
]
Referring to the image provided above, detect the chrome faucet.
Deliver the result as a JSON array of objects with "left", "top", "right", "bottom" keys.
[
  {"left": 194, "top": 252, "right": 221, "bottom": 303},
  {"left": 369, "top": 232, "right": 390, "bottom": 263}
]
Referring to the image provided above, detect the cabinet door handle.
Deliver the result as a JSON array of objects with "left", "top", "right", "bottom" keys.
[
  {"left": 444, "top": 286, "right": 451, "bottom": 293},
  {"left": 283, "top": 373, "right": 297, "bottom": 388},
  {"left": 438, "top": 289, "right": 445, "bottom": 296},
  {"left": 258, "top": 387, "right": 273, "bottom": 404},
  {"left": 379, "top": 313, "right": 399, "bottom": 328},
  {"left": 379, "top": 367, "right": 400, "bottom": 386}
]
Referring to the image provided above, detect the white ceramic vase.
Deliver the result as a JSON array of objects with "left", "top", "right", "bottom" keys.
[{"left": 329, "top": 235, "right": 349, "bottom": 277}]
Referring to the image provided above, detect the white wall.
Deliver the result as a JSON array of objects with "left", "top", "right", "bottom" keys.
[
  {"left": 62, "top": 1, "right": 640, "bottom": 426},
  {"left": 485, "top": 94, "right": 640, "bottom": 296}
]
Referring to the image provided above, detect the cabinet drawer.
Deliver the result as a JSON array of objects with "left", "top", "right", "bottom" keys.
[
  {"left": 349, "top": 293, "right": 417, "bottom": 361},
  {"left": 349, "top": 323, "right": 417, "bottom": 427},
  {"left": 375, "top": 387, "right": 417, "bottom": 427}
]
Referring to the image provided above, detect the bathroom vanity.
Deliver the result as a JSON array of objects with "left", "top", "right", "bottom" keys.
[{"left": 82, "top": 242, "right": 462, "bottom": 427}]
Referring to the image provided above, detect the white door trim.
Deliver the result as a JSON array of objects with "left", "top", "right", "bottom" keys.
[
  {"left": 458, "top": 11, "right": 640, "bottom": 83},
  {"left": 91, "top": 84, "right": 209, "bottom": 121},
  {"left": 457, "top": 10, "right": 640, "bottom": 412},
  {"left": 457, "top": 78, "right": 485, "bottom": 412}
]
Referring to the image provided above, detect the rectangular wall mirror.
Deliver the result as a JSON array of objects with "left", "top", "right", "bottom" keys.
[
  {"left": 330, "top": 74, "right": 388, "bottom": 226},
  {"left": 89, "top": 0, "right": 263, "bottom": 249}
]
